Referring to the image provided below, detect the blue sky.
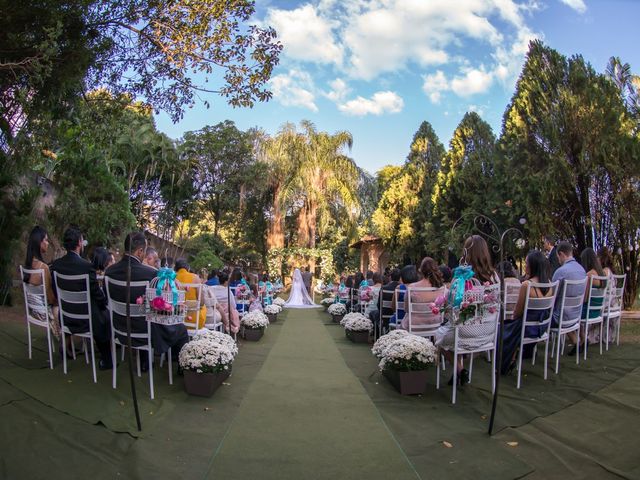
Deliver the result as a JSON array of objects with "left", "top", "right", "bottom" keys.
[{"left": 155, "top": 0, "right": 640, "bottom": 175}]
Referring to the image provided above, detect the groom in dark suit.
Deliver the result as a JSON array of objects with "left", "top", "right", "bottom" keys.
[
  {"left": 51, "top": 225, "right": 113, "bottom": 369},
  {"left": 302, "top": 266, "right": 313, "bottom": 295},
  {"left": 105, "top": 232, "right": 188, "bottom": 371}
]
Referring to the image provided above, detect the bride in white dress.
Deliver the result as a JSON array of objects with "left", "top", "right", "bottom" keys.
[{"left": 285, "top": 268, "right": 319, "bottom": 308}]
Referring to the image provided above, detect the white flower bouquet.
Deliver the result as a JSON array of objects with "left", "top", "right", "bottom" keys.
[
  {"left": 378, "top": 334, "right": 437, "bottom": 372},
  {"left": 241, "top": 311, "right": 270, "bottom": 329},
  {"left": 179, "top": 330, "right": 238, "bottom": 374},
  {"left": 339, "top": 311, "right": 366, "bottom": 326},
  {"left": 328, "top": 303, "right": 346, "bottom": 316},
  {"left": 342, "top": 313, "right": 373, "bottom": 332},
  {"left": 371, "top": 330, "right": 410, "bottom": 359},
  {"left": 273, "top": 297, "right": 286, "bottom": 307},
  {"left": 264, "top": 304, "right": 282, "bottom": 315}
]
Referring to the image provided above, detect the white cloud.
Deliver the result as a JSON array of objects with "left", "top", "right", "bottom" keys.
[
  {"left": 324, "top": 78, "right": 351, "bottom": 102},
  {"left": 422, "top": 70, "right": 449, "bottom": 104},
  {"left": 269, "top": 69, "right": 318, "bottom": 112},
  {"left": 468, "top": 104, "right": 485, "bottom": 116},
  {"left": 338, "top": 91, "right": 404, "bottom": 116},
  {"left": 559, "top": 0, "right": 587, "bottom": 13},
  {"left": 265, "top": 4, "right": 343, "bottom": 65},
  {"left": 451, "top": 68, "right": 494, "bottom": 96}
]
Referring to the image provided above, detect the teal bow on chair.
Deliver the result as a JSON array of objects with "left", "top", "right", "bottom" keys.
[
  {"left": 448, "top": 266, "right": 475, "bottom": 308},
  {"left": 156, "top": 267, "right": 178, "bottom": 305}
]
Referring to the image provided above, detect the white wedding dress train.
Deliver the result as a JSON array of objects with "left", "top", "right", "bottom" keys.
[{"left": 285, "top": 268, "right": 319, "bottom": 308}]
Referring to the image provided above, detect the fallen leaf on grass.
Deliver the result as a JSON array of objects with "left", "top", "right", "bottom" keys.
[
  {"left": 204, "top": 407, "right": 210, "bottom": 411},
  {"left": 119, "top": 401, "right": 125, "bottom": 407},
  {"left": 442, "top": 441, "right": 453, "bottom": 448},
  {"left": 507, "top": 442, "right": 519, "bottom": 447},
  {"left": 222, "top": 382, "right": 231, "bottom": 386},
  {"left": 480, "top": 415, "right": 487, "bottom": 420}
]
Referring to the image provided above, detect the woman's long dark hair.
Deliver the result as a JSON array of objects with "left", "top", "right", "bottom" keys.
[
  {"left": 354, "top": 271, "right": 364, "bottom": 286},
  {"left": 419, "top": 257, "right": 443, "bottom": 288},
  {"left": 581, "top": 247, "right": 605, "bottom": 276},
  {"left": 400, "top": 265, "right": 419, "bottom": 284},
  {"left": 462, "top": 235, "right": 496, "bottom": 283},
  {"left": 230, "top": 268, "right": 243, "bottom": 283},
  {"left": 25, "top": 226, "right": 47, "bottom": 267},
  {"left": 92, "top": 247, "right": 111, "bottom": 272},
  {"left": 526, "top": 250, "right": 551, "bottom": 294}
]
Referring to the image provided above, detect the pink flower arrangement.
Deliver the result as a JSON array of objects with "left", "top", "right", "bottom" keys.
[
  {"left": 135, "top": 296, "right": 144, "bottom": 305},
  {"left": 151, "top": 296, "right": 172, "bottom": 312}
]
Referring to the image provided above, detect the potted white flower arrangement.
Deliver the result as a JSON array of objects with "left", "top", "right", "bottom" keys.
[
  {"left": 342, "top": 312, "right": 373, "bottom": 343},
  {"left": 371, "top": 329, "right": 409, "bottom": 358},
  {"left": 374, "top": 333, "right": 437, "bottom": 395},
  {"left": 320, "top": 297, "right": 335, "bottom": 310},
  {"left": 327, "top": 302, "right": 347, "bottom": 323},
  {"left": 273, "top": 297, "right": 286, "bottom": 307},
  {"left": 240, "top": 311, "right": 270, "bottom": 341},
  {"left": 264, "top": 304, "right": 282, "bottom": 323},
  {"left": 178, "top": 330, "right": 238, "bottom": 397}
]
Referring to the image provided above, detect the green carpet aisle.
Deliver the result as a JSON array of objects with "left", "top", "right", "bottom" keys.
[{"left": 206, "top": 308, "right": 419, "bottom": 480}]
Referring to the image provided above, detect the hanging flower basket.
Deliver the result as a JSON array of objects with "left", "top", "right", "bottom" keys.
[
  {"left": 242, "top": 327, "right": 264, "bottom": 341},
  {"left": 383, "top": 368, "right": 429, "bottom": 395},
  {"left": 183, "top": 368, "right": 231, "bottom": 397},
  {"left": 346, "top": 329, "right": 370, "bottom": 343}
]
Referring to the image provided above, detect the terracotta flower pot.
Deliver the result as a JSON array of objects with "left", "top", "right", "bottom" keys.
[
  {"left": 183, "top": 368, "right": 231, "bottom": 397},
  {"left": 346, "top": 329, "right": 370, "bottom": 343},
  {"left": 383, "top": 368, "right": 429, "bottom": 395},
  {"left": 266, "top": 313, "right": 277, "bottom": 323},
  {"left": 242, "top": 327, "right": 264, "bottom": 341},
  {"left": 332, "top": 314, "right": 344, "bottom": 324}
]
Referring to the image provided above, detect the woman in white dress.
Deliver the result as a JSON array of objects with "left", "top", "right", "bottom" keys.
[{"left": 285, "top": 268, "right": 320, "bottom": 308}]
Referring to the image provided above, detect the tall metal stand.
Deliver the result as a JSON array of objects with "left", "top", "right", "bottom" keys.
[
  {"left": 125, "top": 250, "right": 142, "bottom": 431},
  {"left": 450, "top": 213, "right": 525, "bottom": 435}
]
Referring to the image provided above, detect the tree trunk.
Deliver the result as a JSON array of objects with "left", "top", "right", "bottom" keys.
[
  {"left": 307, "top": 200, "right": 317, "bottom": 248},
  {"left": 267, "top": 188, "right": 285, "bottom": 249},
  {"left": 296, "top": 201, "right": 310, "bottom": 247}
]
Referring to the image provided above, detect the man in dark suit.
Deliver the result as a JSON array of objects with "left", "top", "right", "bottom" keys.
[
  {"left": 544, "top": 235, "right": 560, "bottom": 275},
  {"left": 51, "top": 226, "right": 113, "bottom": 369},
  {"left": 301, "top": 266, "right": 313, "bottom": 295},
  {"left": 105, "top": 232, "right": 188, "bottom": 371}
]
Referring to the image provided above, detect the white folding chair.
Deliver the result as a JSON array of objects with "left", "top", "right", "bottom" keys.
[
  {"left": 437, "top": 285, "right": 500, "bottom": 404},
  {"left": 19, "top": 266, "right": 55, "bottom": 369},
  {"left": 515, "top": 281, "right": 559, "bottom": 388},
  {"left": 580, "top": 275, "right": 609, "bottom": 360},
  {"left": 604, "top": 274, "right": 626, "bottom": 348},
  {"left": 550, "top": 278, "right": 587, "bottom": 374},
  {"left": 389, "top": 287, "right": 406, "bottom": 331},
  {"left": 503, "top": 282, "right": 521, "bottom": 321},
  {"left": 378, "top": 288, "right": 394, "bottom": 338},
  {"left": 405, "top": 287, "right": 445, "bottom": 340},
  {"left": 105, "top": 277, "right": 172, "bottom": 400},
  {"left": 53, "top": 272, "right": 98, "bottom": 383},
  {"left": 179, "top": 281, "right": 204, "bottom": 337}
]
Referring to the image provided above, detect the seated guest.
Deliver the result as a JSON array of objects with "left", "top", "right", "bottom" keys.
[
  {"left": 597, "top": 247, "right": 615, "bottom": 278},
  {"left": 436, "top": 235, "right": 499, "bottom": 385},
  {"left": 211, "top": 272, "right": 240, "bottom": 334},
  {"left": 24, "top": 226, "right": 59, "bottom": 338},
  {"left": 550, "top": 241, "right": 586, "bottom": 354},
  {"left": 365, "top": 272, "right": 383, "bottom": 317},
  {"left": 365, "top": 270, "right": 374, "bottom": 286},
  {"left": 439, "top": 265, "right": 452, "bottom": 288},
  {"left": 373, "top": 268, "right": 401, "bottom": 336},
  {"left": 143, "top": 247, "right": 160, "bottom": 270},
  {"left": 498, "top": 260, "right": 521, "bottom": 285},
  {"left": 580, "top": 247, "right": 607, "bottom": 347},
  {"left": 105, "top": 232, "right": 188, "bottom": 370},
  {"left": 401, "top": 257, "right": 446, "bottom": 330},
  {"left": 205, "top": 270, "right": 220, "bottom": 286},
  {"left": 51, "top": 226, "right": 112, "bottom": 369},
  {"left": 500, "top": 251, "right": 553, "bottom": 374},
  {"left": 389, "top": 265, "right": 419, "bottom": 328},
  {"left": 174, "top": 258, "right": 207, "bottom": 329},
  {"left": 92, "top": 247, "right": 115, "bottom": 276}
]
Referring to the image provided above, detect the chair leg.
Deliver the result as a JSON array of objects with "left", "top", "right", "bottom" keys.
[
  {"left": 168, "top": 348, "right": 173, "bottom": 385},
  {"left": 532, "top": 344, "right": 537, "bottom": 366},
  {"left": 583, "top": 328, "right": 588, "bottom": 361},
  {"left": 83, "top": 338, "right": 89, "bottom": 364},
  {"left": 436, "top": 355, "right": 440, "bottom": 390},
  {"left": 452, "top": 354, "right": 457, "bottom": 405},
  {"left": 71, "top": 337, "right": 76, "bottom": 360},
  {"left": 137, "top": 350, "right": 141, "bottom": 377},
  {"left": 516, "top": 343, "right": 524, "bottom": 389},
  {"left": 616, "top": 316, "right": 621, "bottom": 346},
  {"left": 62, "top": 329, "right": 68, "bottom": 375},
  {"left": 605, "top": 316, "right": 610, "bottom": 351},
  {"left": 111, "top": 339, "right": 117, "bottom": 389},
  {"left": 89, "top": 337, "right": 97, "bottom": 383},
  {"left": 469, "top": 353, "right": 474, "bottom": 383},
  {"left": 121, "top": 344, "right": 125, "bottom": 361},
  {"left": 576, "top": 336, "right": 580, "bottom": 365},
  {"left": 599, "top": 322, "right": 603, "bottom": 355},
  {"left": 27, "top": 323, "right": 33, "bottom": 360},
  {"left": 491, "top": 348, "right": 496, "bottom": 394},
  {"left": 544, "top": 339, "right": 549, "bottom": 380},
  {"left": 555, "top": 332, "right": 561, "bottom": 374},
  {"left": 148, "top": 349, "right": 155, "bottom": 400},
  {"left": 159, "top": 353, "right": 165, "bottom": 368}
]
